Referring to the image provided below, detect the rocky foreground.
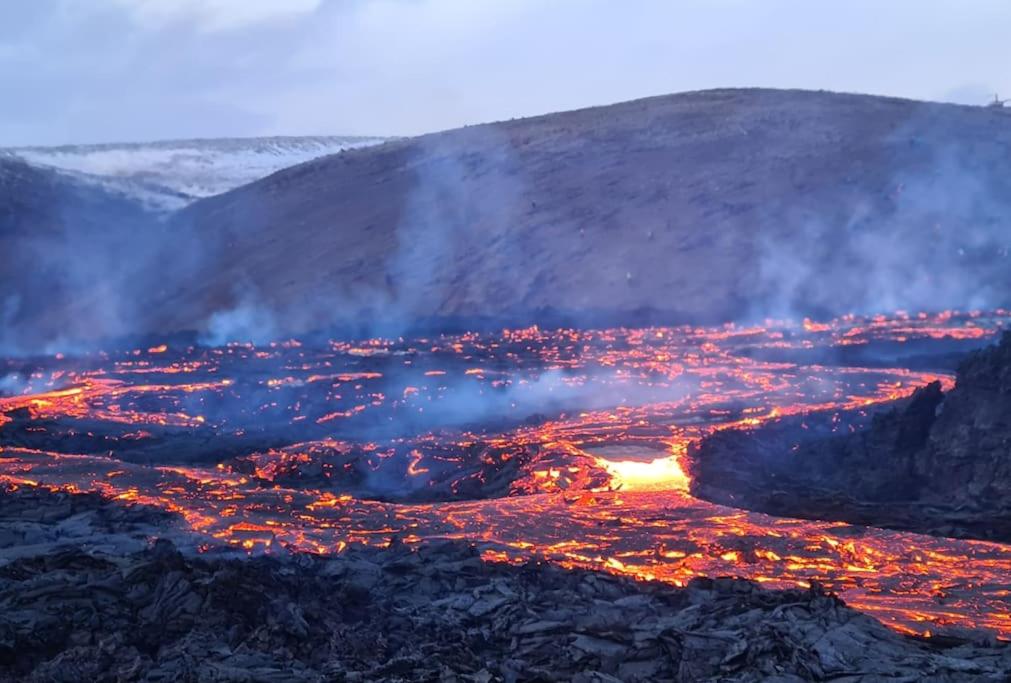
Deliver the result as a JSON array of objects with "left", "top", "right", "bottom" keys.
[
  {"left": 1, "top": 486, "right": 1009, "bottom": 682},
  {"left": 691, "top": 332, "right": 1011, "bottom": 543}
]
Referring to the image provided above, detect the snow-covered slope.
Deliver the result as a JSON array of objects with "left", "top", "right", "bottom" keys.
[{"left": 4, "top": 136, "right": 386, "bottom": 210}]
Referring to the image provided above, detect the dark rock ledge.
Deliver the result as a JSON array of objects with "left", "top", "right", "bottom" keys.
[{"left": 691, "top": 332, "right": 1011, "bottom": 543}]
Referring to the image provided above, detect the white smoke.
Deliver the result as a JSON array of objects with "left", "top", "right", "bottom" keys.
[
  {"left": 0, "top": 371, "right": 27, "bottom": 396},
  {"left": 199, "top": 293, "right": 278, "bottom": 346},
  {"left": 752, "top": 129, "right": 1011, "bottom": 321}
]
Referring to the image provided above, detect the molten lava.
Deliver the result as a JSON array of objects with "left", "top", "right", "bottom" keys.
[{"left": 1, "top": 310, "right": 1009, "bottom": 639}]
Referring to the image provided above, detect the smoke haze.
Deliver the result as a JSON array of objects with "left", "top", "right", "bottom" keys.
[{"left": 3, "top": 90, "right": 1011, "bottom": 356}]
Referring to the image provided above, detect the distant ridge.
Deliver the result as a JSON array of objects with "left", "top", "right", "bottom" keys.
[{"left": 3, "top": 135, "right": 387, "bottom": 210}]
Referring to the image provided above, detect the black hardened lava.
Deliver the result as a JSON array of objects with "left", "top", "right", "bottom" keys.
[
  {"left": 690, "top": 332, "right": 1011, "bottom": 543},
  {"left": 1, "top": 486, "right": 1009, "bottom": 682}
]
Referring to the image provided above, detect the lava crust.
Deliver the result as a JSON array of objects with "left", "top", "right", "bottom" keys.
[
  {"left": 690, "top": 332, "right": 1011, "bottom": 542},
  {"left": 1, "top": 486, "right": 1010, "bottom": 682}
]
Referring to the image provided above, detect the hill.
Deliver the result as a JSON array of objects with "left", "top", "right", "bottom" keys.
[
  {"left": 4, "top": 88, "right": 1011, "bottom": 349},
  {"left": 0, "top": 156, "right": 156, "bottom": 352},
  {"left": 151, "top": 88, "right": 1011, "bottom": 340}
]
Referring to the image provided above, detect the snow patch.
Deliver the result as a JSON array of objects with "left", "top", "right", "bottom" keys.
[{"left": 4, "top": 136, "right": 386, "bottom": 211}]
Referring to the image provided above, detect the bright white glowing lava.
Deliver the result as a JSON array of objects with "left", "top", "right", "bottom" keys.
[{"left": 587, "top": 444, "right": 690, "bottom": 491}]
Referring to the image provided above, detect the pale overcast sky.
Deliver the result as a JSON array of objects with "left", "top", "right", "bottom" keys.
[{"left": 1, "top": 0, "right": 1009, "bottom": 146}]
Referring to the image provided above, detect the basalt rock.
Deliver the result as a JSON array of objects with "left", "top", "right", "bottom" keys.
[
  {"left": 690, "top": 332, "right": 1011, "bottom": 542},
  {"left": 1, "top": 486, "right": 1010, "bottom": 681}
]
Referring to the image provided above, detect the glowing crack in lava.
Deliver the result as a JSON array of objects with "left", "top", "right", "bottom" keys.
[{"left": 1, "top": 310, "right": 1010, "bottom": 638}]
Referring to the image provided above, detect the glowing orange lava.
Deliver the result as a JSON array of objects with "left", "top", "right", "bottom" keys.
[{"left": 1, "top": 310, "right": 1009, "bottom": 639}]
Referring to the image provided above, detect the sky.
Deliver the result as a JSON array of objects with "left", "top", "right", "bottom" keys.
[{"left": 1, "top": 0, "right": 1010, "bottom": 146}]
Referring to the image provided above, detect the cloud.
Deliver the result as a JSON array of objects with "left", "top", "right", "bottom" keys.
[
  {"left": 107, "top": 0, "right": 323, "bottom": 32},
  {"left": 1, "top": 1, "right": 1011, "bottom": 145}
]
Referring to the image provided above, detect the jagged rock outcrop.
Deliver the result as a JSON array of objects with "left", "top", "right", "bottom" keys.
[
  {"left": 690, "top": 332, "right": 1011, "bottom": 541},
  {"left": 918, "top": 331, "right": 1011, "bottom": 503}
]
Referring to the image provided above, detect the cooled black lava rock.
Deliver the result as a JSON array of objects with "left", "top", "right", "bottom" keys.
[
  {"left": 2, "top": 485, "right": 1010, "bottom": 682},
  {"left": 690, "top": 332, "right": 1011, "bottom": 542}
]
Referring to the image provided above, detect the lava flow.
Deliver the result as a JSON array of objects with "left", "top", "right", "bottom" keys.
[{"left": 1, "top": 310, "right": 1010, "bottom": 639}]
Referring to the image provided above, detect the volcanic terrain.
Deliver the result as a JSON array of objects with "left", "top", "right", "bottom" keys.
[
  {"left": 3, "top": 90, "right": 1011, "bottom": 681},
  {"left": 691, "top": 330, "right": 1011, "bottom": 543}
]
